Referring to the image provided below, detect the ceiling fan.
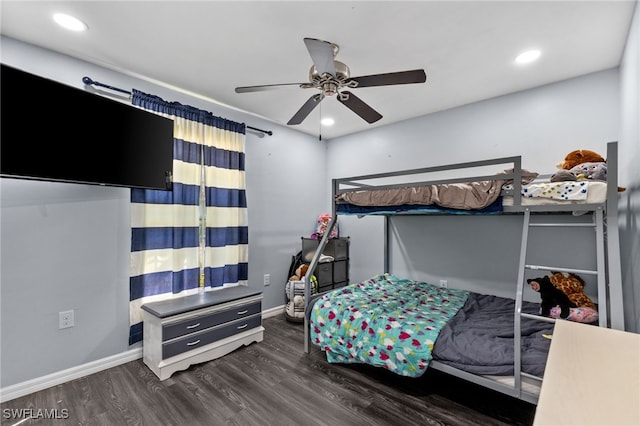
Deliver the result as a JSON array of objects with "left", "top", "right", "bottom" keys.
[{"left": 235, "top": 38, "right": 427, "bottom": 126}]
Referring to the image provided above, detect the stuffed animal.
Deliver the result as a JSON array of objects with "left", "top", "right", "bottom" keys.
[
  {"left": 553, "top": 148, "right": 624, "bottom": 191},
  {"left": 570, "top": 162, "right": 607, "bottom": 181},
  {"left": 293, "top": 295, "right": 305, "bottom": 308},
  {"left": 548, "top": 306, "right": 599, "bottom": 323},
  {"left": 549, "top": 169, "right": 578, "bottom": 183},
  {"left": 288, "top": 263, "right": 309, "bottom": 282},
  {"left": 549, "top": 271, "right": 596, "bottom": 309},
  {"left": 550, "top": 162, "right": 607, "bottom": 183},
  {"left": 528, "top": 276, "right": 576, "bottom": 319},
  {"left": 557, "top": 149, "right": 605, "bottom": 170},
  {"left": 311, "top": 213, "right": 339, "bottom": 239},
  {"left": 285, "top": 297, "right": 305, "bottom": 318}
]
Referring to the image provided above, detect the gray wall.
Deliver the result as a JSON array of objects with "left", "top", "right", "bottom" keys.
[{"left": 0, "top": 36, "right": 327, "bottom": 387}]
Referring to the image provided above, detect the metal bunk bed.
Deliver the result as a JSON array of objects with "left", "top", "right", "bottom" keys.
[{"left": 302, "top": 141, "right": 623, "bottom": 404}]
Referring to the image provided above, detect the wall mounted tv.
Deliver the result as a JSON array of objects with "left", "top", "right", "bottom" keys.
[{"left": 1, "top": 64, "right": 174, "bottom": 191}]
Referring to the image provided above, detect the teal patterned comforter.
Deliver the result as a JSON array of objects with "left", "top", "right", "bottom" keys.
[{"left": 310, "top": 274, "right": 469, "bottom": 377}]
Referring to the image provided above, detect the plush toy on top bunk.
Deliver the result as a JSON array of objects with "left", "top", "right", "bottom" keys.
[
  {"left": 551, "top": 149, "right": 607, "bottom": 183},
  {"left": 551, "top": 148, "right": 625, "bottom": 191},
  {"left": 556, "top": 149, "right": 605, "bottom": 170},
  {"left": 527, "top": 272, "right": 598, "bottom": 323}
]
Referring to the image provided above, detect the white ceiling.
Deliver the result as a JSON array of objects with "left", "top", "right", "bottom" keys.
[{"left": 1, "top": 1, "right": 636, "bottom": 140}]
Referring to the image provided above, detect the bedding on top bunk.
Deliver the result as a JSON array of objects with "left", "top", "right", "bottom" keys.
[
  {"left": 309, "top": 274, "right": 553, "bottom": 378},
  {"left": 337, "top": 180, "right": 505, "bottom": 210},
  {"left": 336, "top": 180, "right": 608, "bottom": 215},
  {"left": 502, "top": 181, "right": 607, "bottom": 206},
  {"left": 336, "top": 168, "right": 538, "bottom": 212}
]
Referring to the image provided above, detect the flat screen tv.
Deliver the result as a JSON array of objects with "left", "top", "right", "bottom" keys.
[{"left": 1, "top": 64, "right": 174, "bottom": 190}]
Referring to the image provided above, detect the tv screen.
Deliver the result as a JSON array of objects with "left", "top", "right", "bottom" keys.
[{"left": 1, "top": 64, "right": 174, "bottom": 191}]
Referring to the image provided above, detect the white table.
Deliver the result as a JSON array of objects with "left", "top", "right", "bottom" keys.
[{"left": 534, "top": 319, "right": 640, "bottom": 425}]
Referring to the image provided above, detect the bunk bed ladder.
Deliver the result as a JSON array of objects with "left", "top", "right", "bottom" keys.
[
  {"left": 303, "top": 214, "right": 339, "bottom": 353},
  {"left": 514, "top": 208, "right": 607, "bottom": 398}
]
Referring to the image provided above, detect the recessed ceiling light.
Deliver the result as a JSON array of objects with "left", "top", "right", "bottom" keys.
[
  {"left": 515, "top": 49, "right": 541, "bottom": 65},
  {"left": 53, "top": 13, "right": 88, "bottom": 32},
  {"left": 321, "top": 118, "right": 335, "bottom": 126}
]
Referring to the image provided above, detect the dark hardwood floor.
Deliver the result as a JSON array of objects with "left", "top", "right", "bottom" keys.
[{"left": 1, "top": 315, "right": 536, "bottom": 425}]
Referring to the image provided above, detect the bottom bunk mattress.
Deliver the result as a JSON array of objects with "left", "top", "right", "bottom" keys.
[{"left": 309, "top": 274, "right": 553, "bottom": 378}]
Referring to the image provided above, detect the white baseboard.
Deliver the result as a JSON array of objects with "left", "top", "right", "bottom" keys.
[
  {"left": 262, "top": 304, "right": 285, "bottom": 318},
  {"left": 0, "top": 348, "right": 143, "bottom": 403},
  {"left": 0, "top": 307, "right": 286, "bottom": 403}
]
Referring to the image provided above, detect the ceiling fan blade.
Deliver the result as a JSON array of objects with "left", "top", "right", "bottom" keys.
[
  {"left": 347, "top": 69, "right": 427, "bottom": 88},
  {"left": 337, "top": 91, "right": 383, "bottom": 124},
  {"left": 235, "top": 82, "right": 309, "bottom": 93},
  {"left": 303, "top": 38, "right": 336, "bottom": 77},
  {"left": 287, "top": 93, "right": 325, "bottom": 125}
]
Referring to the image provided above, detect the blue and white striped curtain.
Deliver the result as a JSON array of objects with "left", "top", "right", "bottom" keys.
[{"left": 128, "top": 90, "right": 248, "bottom": 345}]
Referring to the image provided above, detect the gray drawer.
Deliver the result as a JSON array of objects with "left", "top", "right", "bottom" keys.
[
  {"left": 326, "top": 238, "right": 348, "bottom": 260},
  {"left": 162, "top": 301, "right": 261, "bottom": 341},
  {"left": 162, "top": 314, "right": 262, "bottom": 359},
  {"left": 315, "top": 262, "right": 333, "bottom": 285},
  {"left": 333, "top": 260, "right": 348, "bottom": 282},
  {"left": 301, "top": 237, "right": 349, "bottom": 262}
]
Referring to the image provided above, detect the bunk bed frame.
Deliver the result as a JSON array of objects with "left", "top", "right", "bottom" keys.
[{"left": 302, "top": 141, "right": 623, "bottom": 404}]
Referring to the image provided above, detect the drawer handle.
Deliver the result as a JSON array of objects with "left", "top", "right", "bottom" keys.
[
  {"left": 237, "top": 310, "right": 248, "bottom": 315},
  {"left": 186, "top": 323, "right": 201, "bottom": 329},
  {"left": 237, "top": 323, "right": 248, "bottom": 330},
  {"left": 186, "top": 339, "right": 201, "bottom": 346}
]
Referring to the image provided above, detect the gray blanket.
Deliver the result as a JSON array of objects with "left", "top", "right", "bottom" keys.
[{"left": 431, "top": 292, "right": 553, "bottom": 376}]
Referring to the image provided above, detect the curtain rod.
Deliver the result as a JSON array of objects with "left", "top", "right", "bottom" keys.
[{"left": 81, "top": 76, "right": 273, "bottom": 136}]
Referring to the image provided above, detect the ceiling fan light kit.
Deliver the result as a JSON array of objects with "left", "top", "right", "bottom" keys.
[{"left": 235, "top": 37, "right": 427, "bottom": 127}]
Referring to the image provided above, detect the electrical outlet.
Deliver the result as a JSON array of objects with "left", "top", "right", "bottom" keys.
[
  {"left": 263, "top": 274, "right": 270, "bottom": 286},
  {"left": 59, "top": 310, "right": 74, "bottom": 329},
  {"left": 439, "top": 280, "right": 448, "bottom": 288}
]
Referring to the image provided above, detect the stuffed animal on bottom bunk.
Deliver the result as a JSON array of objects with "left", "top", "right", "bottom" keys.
[
  {"left": 548, "top": 271, "right": 596, "bottom": 309},
  {"left": 527, "top": 272, "right": 599, "bottom": 323},
  {"left": 527, "top": 276, "right": 576, "bottom": 319}
]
